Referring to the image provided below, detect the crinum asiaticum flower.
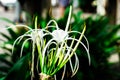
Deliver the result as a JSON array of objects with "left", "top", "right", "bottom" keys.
[
  {"left": 52, "top": 29, "right": 68, "bottom": 43},
  {"left": 12, "top": 6, "right": 90, "bottom": 80}
]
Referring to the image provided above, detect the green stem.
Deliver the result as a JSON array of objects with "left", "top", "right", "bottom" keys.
[
  {"left": 35, "top": 16, "right": 38, "bottom": 30},
  {"left": 31, "top": 42, "right": 35, "bottom": 78},
  {"left": 65, "top": 6, "right": 72, "bottom": 32},
  {"left": 35, "top": 16, "right": 43, "bottom": 71},
  {"left": 62, "top": 23, "right": 86, "bottom": 67},
  {"left": 36, "top": 37, "right": 43, "bottom": 71}
]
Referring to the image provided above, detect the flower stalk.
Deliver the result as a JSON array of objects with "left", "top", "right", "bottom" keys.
[{"left": 39, "top": 73, "right": 54, "bottom": 80}]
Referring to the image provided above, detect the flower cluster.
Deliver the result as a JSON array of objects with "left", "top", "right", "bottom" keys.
[{"left": 12, "top": 6, "right": 90, "bottom": 80}]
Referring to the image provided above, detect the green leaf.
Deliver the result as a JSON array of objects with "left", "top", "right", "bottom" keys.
[{"left": 4, "top": 54, "right": 31, "bottom": 80}]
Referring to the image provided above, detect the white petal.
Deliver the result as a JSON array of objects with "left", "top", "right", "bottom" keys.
[{"left": 52, "top": 30, "right": 68, "bottom": 43}]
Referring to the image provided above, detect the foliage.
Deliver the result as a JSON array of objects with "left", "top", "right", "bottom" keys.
[
  {"left": 0, "top": 22, "right": 32, "bottom": 79},
  {"left": 72, "top": 15, "right": 120, "bottom": 80}
]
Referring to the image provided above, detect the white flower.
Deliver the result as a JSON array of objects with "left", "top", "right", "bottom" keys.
[
  {"left": 38, "top": 30, "right": 44, "bottom": 38},
  {"left": 52, "top": 30, "right": 68, "bottom": 43}
]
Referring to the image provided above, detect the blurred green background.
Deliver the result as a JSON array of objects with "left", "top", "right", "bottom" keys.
[{"left": 0, "top": 0, "right": 120, "bottom": 80}]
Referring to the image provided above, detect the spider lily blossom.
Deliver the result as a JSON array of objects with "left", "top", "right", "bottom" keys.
[
  {"left": 12, "top": 6, "right": 90, "bottom": 80},
  {"left": 52, "top": 30, "right": 68, "bottom": 43}
]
